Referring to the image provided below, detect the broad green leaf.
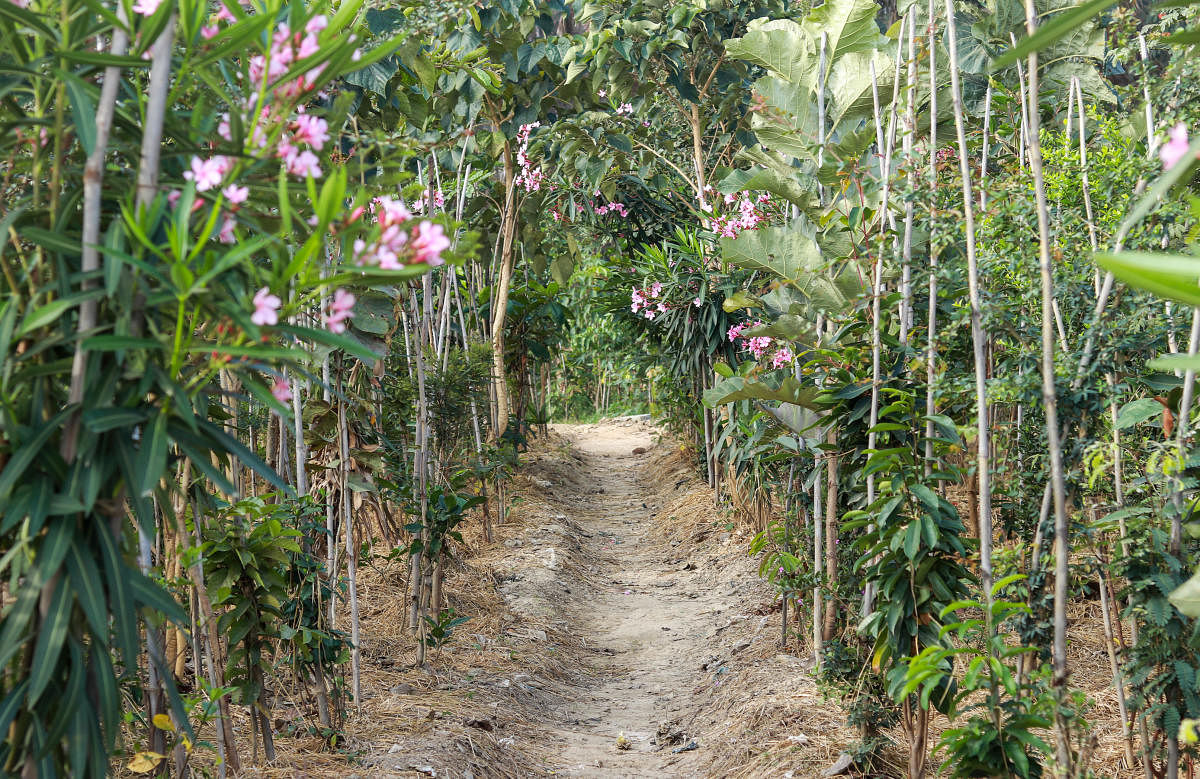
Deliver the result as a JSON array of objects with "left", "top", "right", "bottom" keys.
[
  {"left": 991, "top": 0, "right": 1116, "bottom": 71},
  {"left": 704, "top": 375, "right": 822, "bottom": 409},
  {"left": 1115, "top": 397, "right": 1164, "bottom": 430},
  {"left": 1096, "top": 252, "right": 1200, "bottom": 309},
  {"left": 725, "top": 18, "right": 816, "bottom": 85},
  {"left": 1170, "top": 569, "right": 1200, "bottom": 619}
]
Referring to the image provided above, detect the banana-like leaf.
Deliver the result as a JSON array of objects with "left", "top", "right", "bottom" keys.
[
  {"left": 720, "top": 223, "right": 823, "bottom": 283},
  {"left": 722, "top": 290, "right": 763, "bottom": 312},
  {"left": 725, "top": 18, "right": 816, "bottom": 86},
  {"left": 802, "top": 0, "right": 888, "bottom": 61},
  {"left": 828, "top": 49, "right": 897, "bottom": 127},
  {"left": 704, "top": 375, "right": 822, "bottom": 409},
  {"left": 744, "top": 314, "right": 817, "bottom": 344}
]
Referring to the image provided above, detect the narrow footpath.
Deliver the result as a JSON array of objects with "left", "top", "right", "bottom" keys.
[{"left": 540, "top": 422, "right": 732, "bottom": 777}]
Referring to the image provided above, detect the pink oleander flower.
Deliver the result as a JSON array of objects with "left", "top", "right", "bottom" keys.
[
  {"left": 297, "top": 32, "right": 320, "bottom": 60},
  {"left": 650, "top": 282, "right": 663, "bottom": 298},
  {"left": 293, "top": 114, "right": 329, "bottom": 150},
  {"left": 251, "top": 286, "right": 281, "bottom": 326},
  {"left": 285, "top": 148, "right": 322, "bottom": 179},
  {"left": 305, "top": 14, "right": 327, "bottom": 33},
  {"left": 201, "top": 24, "right": 219, "bottom": 39},
  {"left": 376, "top": 197, "right": 413, "bottom": 225},
  {"left": 132, "top": 0, "right": 160, "bottom": 15},
  {"left": 218, "top": 215, "right": 236, "bottom": 244},
  {"left": 222, "top": 184, "right": 249, "bottom": 204},
  {"left": 324, "top": 288, "right": 355, "bottom": 333},
  {"left": 1161, "top": 124, "right": 1193, "bottom": 171},
  {"left": 215, "top": 2, "right": 235, "bottom": 22},
  {"left": 411, "top": 221, "right": 449, "bottom": 266},
  {"left": 10, "top": 0, "right": 30, "bottom": 7},
  {"left": 183, "top": 155, "right": 230, "bottom": 192},
  {"left": 693, "top": 297, "right": 702, "bottom": 307},
  {"left": 597, "top": 88, "right": 607, "bottom": 98},
  {"left": 271, "top": 377, "right": 293, "bottom": 404},
  {"left": 616, "top": 103, "right": 633, "bottom": 115}
]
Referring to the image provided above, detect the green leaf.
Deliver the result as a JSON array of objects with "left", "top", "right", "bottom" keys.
[
  {"left": 82, "top": 408, "right": 148, "bottom": 433},
  {"left": 1096, "top": 251, "right": 1200, "bottom": 309},
  {"left": 991, "top": 0, "right": 1116, "bottom": 71},
  {"left": 28, "top": 571, "right": 73, "bottom": 704},
  {"left": 0, "top": 405, "right": 75, "bottom": 502},
  {"left": 722, "top": 290, "right": 762, "bottom": 312},
  {"left": 134, "top": 414, "right": 168, "bottom": 499},
  {"left": 82, "top": 335, "right": 164, "bottom": 351},
  {"left": 1170, "top": 570, "right": 1200, "bottom": 619},
  {"left": 704, "top": 375, "right": 822, "bottom": 410},
  {"left": 1115, "top": 398, "right": 1164, "bottom": 430},
  {"left": 61, "top": 71, "right": 97, "bottom": 156}
]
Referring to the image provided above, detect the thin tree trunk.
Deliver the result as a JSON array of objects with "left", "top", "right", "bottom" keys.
[
  {"left": 490, "top": 143, "right": 518, "bottom": 439},
  {"left": 945, "top": 0, "right": 995, "bottom": 613},
  {"left": 338, "top": 386, "right": 361, "bottom": 704},
  {"left": 1096, "top": 561, "right": 1136, "bottom": 770},
  {"left": 822, "top": 427, "right": 838, "bottom": 643},
  {"left": 813, "top": 439, "right": 824, "bottom": 665},
  {"left": 899, "top": 15, "right": 917, "bottom": 343},
  {"left": 1020, "top": 2, "right": 1073, "bottom": 771},
  {"left": 924, "top": 0, "right": 939, "bottom": 474}
]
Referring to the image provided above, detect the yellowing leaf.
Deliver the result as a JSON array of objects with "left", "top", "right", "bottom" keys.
[
  {"left": 127, "top": 752, "right": 165, "bottom": 773},
  {"left": 152, "top": 713, "right": 175, "bottom": 732}
]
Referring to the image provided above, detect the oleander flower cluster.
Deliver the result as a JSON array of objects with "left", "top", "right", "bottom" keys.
[
  {"left": 515, "top": 122, "right": 545, "bottom": 192},
  {"left": 630, "top": 282, "right": 668, "bottom": 320},
  {"left": 701, "top": 189, "right": 773, "bottom": 239},
  {"left": 352, "top": 197, "right": 451, "bottom": 269},
  {"left": 727, "top": 321, "right": 792, "bottom": 368}
]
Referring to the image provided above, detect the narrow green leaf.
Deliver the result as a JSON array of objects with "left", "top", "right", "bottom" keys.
[{"left": 28, "top": 574, "right": 73, "bottom": 704}]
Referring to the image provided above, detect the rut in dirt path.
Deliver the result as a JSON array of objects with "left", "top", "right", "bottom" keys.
[{"left": 543, "top": 423, "right": 732, "bottom": 778}]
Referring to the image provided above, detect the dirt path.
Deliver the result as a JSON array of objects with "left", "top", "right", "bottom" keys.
[{"left": 540, "top": 422, "right": 729, "bottom": 777}]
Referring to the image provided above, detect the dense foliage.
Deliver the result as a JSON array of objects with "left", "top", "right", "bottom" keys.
[{"left": 2, "top": 0, "right": 1200, "bottom": 776}]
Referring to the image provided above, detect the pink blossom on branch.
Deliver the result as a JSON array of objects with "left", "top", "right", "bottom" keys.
[
  {"left": 285, "top": 148, "right": 322, "bottom": 179},
  {"left": 251, "top": 287, "right": 282, "bottom": 326},
  {"left": 222, "top": 184, "right": 249, "bottom": 204},
  {"left": 324, "top": 288, "right": 355, "bottom": 333},
  {"left": 1161, "top": 124, "right": 1193, "bottom": 171},
  {"left": 217, "top": 215, "right": 236, "bottom": 244},
  {"left": 411, "top": 221, "right": 449, "bottom": 266},
  {"left": 183, "top": 155, "right": 231, "bottom": 192},
  {"left": 292, "top": 114, "right": 329, "bottom": 150},
  {"left": 271, "top": 378, "right": 293, "bottom": 404}
]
